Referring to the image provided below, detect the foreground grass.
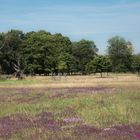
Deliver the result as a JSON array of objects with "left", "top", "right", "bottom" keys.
[
  {"left": 0, "top": 74, "right": 140, "bottom": 139},
  {"left": 0, "top": 90, "right": 139, "bottom": 127}
]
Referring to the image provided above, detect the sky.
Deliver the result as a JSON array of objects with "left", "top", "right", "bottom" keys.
[{"left": 0, "top": 0, "right": 140, "bottom": 54}]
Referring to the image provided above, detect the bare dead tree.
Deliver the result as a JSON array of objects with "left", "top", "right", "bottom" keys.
[{"left": 12, "top": 56, "right": 25, "bottom": 80}]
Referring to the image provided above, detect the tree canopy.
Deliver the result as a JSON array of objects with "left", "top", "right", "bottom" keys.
[
  {"left": 107, "top": 36, "right": 133, "bottom": 72},
  {"left": 0, "top": 30, "right": 139, "bottom": 76}
]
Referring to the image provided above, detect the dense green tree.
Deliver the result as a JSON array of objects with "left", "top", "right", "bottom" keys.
[
  {"left": 0, "top": 30, "right": 24, "bottom": 75},
  {"left": 132, "top": 54, "right": 140, "bottom": 76},
  {"left": 23, "top": 31, "right": 53, "bottom": 74},
  {"left": 1, "top": 29, "right": 139, "bottom": 77},
  {"left": 58, "top": 52, "right": 74, "bottom": 74},
  {"left": 72, "top": 39, "right": 98, "bottom": 74},
  {"left": 52, "top": 33, "right": 73, "bottom": 74},
  {"left": 107, "top": 36, "right": 133, "bottom": 72},
  {"left": 22, "top": 31, "right": 73, "bottom": 75},
  {"left": 86, "top": 56, "right": 112, "bottom": 77}
]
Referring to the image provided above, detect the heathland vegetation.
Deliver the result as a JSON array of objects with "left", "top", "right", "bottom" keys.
[
  {"left": 0, "top": 30, "right": 140, "bottom": 79},
  {"left": 0, "top": 75, "right": 140, "bottom": 139},
  {"left": 0, "top": 30, "right": 140, "bottom": 140}
]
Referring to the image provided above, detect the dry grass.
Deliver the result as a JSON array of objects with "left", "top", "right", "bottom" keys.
[
  {"left": 0, "top": 73, "right": 140, "bottom": 89},
  {"left": 0, "top": 73, "right": 140, "bottom": 140}
]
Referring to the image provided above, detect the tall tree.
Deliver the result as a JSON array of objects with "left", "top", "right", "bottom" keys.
[
  {"left": 23, "top": 31, "right": 52, "bottom": 74},
  {"left": 132, "top": 54, "right": 140, "bottom": 76},
  {"left": 0, "top": 30, "right": 24, "bottom": 74},
  {"left": 107, "top": 36, "right": 133, "bottom": 72},
  {"left": 72, "top": 39, "right": 98, "bottom": 74},
  {"left": 22, "top": 31, "right": 73, "bottom": 75}
]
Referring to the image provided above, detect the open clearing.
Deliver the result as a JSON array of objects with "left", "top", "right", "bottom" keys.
[{"left": 0, "top": 74, "right": 140, "bottom": 140}]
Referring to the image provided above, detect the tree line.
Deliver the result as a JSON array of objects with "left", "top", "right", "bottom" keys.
[{"left": 0, "top": 29, "right": 140, "bottom": 78}]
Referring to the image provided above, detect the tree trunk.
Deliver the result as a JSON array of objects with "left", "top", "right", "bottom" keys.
[
  {"left": 138, "top": 69, "right": 140, "bottom": 77},
  {"left": 100, "top": 72, "right": 103, "bottom": 78},
  {"left": 107, "top": 70, "right": 109, "bottom": 77}
]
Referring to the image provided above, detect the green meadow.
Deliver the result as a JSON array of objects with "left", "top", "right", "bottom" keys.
[{"left": 0, "top": 74, "right": 140, "bottom": 140}]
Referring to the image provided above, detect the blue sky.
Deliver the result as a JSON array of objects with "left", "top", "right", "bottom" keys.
[{"left": 0, "top": 0, "right": 140, "bottom": 54}]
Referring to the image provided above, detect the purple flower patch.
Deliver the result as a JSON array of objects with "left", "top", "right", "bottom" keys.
[{"left": 135, "top": 133, "right": 140, "bottom": 140}]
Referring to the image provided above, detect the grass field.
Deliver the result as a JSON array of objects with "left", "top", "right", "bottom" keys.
[{"left": 0, "top": 74, "right": 140, "bottom": 140}]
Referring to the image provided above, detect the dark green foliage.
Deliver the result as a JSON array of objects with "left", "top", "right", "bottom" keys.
[
  {"left": 0, "top": 30, "right": 139, "bottom": 76},
  {"left": 0, "top": 30, "right": 25, "bottom": 74},
  {"left": 23, "top": 31, "right": 54, "bottom": 74},
  {"left": 86, "top": 56, "right": 112, "bottom": 77},
  {"left": 58, "top": 52, "right": 74, "bottom": 74},
  {"left": 72, "top": 39, "right": 98, "bottom": 74},
  {"left": 107, "top": 36, "right": 133, "bottom": 72},
  {"left": 0, "top": 30, "right": 75, "bottom": 75},
  {"left": 132, "top": 54, "right": 140, "bottom": 76}
]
